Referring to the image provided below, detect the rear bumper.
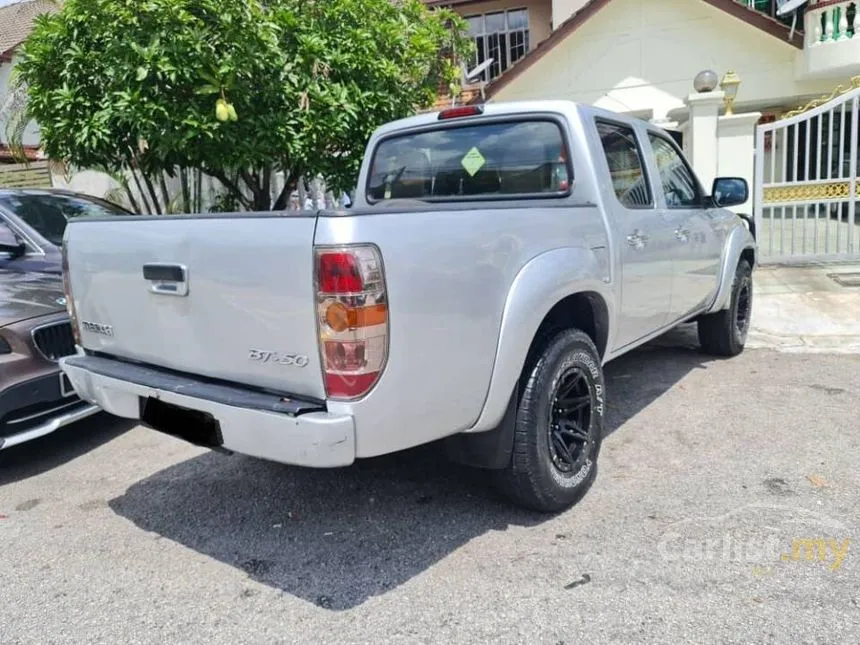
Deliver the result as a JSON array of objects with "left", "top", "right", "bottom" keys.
[{"left": 60, "top": 355, "right": 355, "bottom": 468}]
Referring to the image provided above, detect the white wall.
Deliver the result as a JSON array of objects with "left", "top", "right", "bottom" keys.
[
  {"left": 0, "top": 55, "right": 40, "bottom": 147},
  {"left": 493, "top": 0, "right": 843, "bottom": 120},
  {"left": 551, "top": 0, "right": 590, "bottom": 29}
]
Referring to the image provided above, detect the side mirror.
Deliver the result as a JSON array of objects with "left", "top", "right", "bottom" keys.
[{"left": 711, "top": 177, "right": 749, "bottom": 208}]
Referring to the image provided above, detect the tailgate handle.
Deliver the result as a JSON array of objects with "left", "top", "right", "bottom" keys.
[{"left": 143, "top": 263, "right": 188, "bottom": 296}]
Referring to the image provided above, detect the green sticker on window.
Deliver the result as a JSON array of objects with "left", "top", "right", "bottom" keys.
[{"left": 461, "top": 147, "right": 486, "bottom": 177}]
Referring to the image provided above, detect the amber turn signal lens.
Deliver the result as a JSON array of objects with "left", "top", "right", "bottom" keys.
[
  {"left": 325, "top": 301, "right": 350, "bottom": 332},
  {"left": 324, "top": 302, "right": 387, "bottom": 332}
]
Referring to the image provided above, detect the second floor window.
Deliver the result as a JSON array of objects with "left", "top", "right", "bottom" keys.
[{"left": 465, "top": 9, "right": 530, "bottom": 82}]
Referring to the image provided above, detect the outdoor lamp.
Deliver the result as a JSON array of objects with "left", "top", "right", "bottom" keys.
[
  {"left": 693, "top": 69, "right": 718, "bottom": 93},
  {"left": 720, "top": 70, "right": 741, "bottom": 115}
]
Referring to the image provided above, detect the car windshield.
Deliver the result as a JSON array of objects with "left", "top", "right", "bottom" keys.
[
  {"left": 0, "top": 193, "right": 130, "bottom": 246},
  {"left": 366, "top": 119, "right": 570, "bottom": 202}
]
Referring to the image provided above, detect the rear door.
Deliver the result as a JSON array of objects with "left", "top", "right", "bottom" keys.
[
  {"left": 594, "top": 119, "right": 674, "bottom": 351},
  {"left": 643, "top": 131, "right": 721, "bottom": 321},
  {"left": 65, "top": 214, "right": 327, "bottom": 400}
]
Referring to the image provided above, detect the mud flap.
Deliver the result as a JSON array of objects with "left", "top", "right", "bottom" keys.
[{"left": 443, "top": 387, "right": 517, "bottom": 470}]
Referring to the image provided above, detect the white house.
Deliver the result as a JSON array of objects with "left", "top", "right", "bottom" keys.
[
  {"left": 431, "top": 0, "right": 857, "bottom": 123},
  {"left": 429, "top": 0, "right": 860, "bottom": 264}
]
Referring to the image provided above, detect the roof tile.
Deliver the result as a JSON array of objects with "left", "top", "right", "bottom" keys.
[{"left": 0, "top": 0, "right": 61, "bottom": 59}]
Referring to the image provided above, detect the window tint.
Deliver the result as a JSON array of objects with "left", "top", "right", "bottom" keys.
[
  {"left": 0, "top": 193, "right": 129, "bottom": 246},
  {"left": 595, "top": 121, "right": 651, "bottom": 208},
  {"left": 647, "top": 133, "right": 702, "bottom": 208},
  {"left": 367, "top": 120, "right": 570, "bottom": 202}
]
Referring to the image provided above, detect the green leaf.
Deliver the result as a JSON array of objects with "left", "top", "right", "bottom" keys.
[{"left": 15, "top": 0, "right": 471, "bottom": 210}]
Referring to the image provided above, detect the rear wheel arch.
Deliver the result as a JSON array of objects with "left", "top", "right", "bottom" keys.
[
  {"left": 446, "top": 295, "right": 610, "bottom": 483},
  {"left": 466, "top": 247, "right": 614, "bottom": 435},
  {"left": 525, "top": 291, "right": 610, "bottom": 370}
]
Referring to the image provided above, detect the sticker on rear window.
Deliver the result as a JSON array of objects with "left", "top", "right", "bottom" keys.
[{"left": 461, "top": 147, "right": 486, "bottom": 177}]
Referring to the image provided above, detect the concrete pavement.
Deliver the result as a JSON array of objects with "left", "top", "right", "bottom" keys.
[
  {"left": 1, "top": 347, "right": 859, "bottom": 644},
  {"left": 0, "top": 260, "right": 858, "bottom": 644},
  {"left": 748, "top": 262, "right": 860, "bottom": 354}
]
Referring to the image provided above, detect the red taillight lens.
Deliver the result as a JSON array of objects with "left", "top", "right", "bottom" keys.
[
  {"left": 318, "top": 252, "right": 364, "bottom": 293},
  {"left": 314, "top": 245, "right": 388, "bottom": 400},
  {"left": 61, "top": 240, "right": 81, "bottom": 346}
]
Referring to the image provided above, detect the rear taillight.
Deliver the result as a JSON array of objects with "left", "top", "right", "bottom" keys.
[
  {"left": 314, "top": 245, "right": 388, "bottom": 400},
  {"left": 61, "top": 240, "right": 81, "bottom": 345}
]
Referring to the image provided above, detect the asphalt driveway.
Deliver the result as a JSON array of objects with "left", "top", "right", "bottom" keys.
[{"left": 1, "top": 339, "right": 858, "bottom": 644}]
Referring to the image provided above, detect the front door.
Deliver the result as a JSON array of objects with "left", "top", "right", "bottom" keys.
[
  {"left": 644, "top": 131, "right": 721, "bottom": 322},
  {"left": 595, "top": 119, "right": 674, "bottom": 351}
]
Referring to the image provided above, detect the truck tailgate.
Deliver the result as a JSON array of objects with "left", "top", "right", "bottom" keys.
[{"left": 64, "top": 215, "right": 326, "bottom": 400}]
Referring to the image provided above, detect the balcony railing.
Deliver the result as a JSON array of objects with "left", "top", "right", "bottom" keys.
[
  {"left": 742, "top": 0, "right": 807, "bottom": 24},
  {"left": 805, "top": 0, "right": 858, "bottom": 46},
  {"left": 736, "top": 0, "right": 860, "bottom": 79},
  {"left": 796, "top": 0, "right": 860, "bottom": 79}
]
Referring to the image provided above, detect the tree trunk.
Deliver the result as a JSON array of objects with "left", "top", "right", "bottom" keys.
[
  {"left": 121, "top": 180, "right": 142, "bottom": 214},
  {"left": 273, "top": 169, "right": 300, "bottom": 211},
  {"left": 206, "top": 168, "right": 252, "bottom": 210},
  {"left": 180, "top": 167, "right": 191, "bottom": 213},
  {"left": 262, "top": 165, "right": 272, "bottom": 211},
  {"left": 240, "top": 169, "right": 270, "bottom": 211},
  {"left": 194, "top": 168, "right": 202, "bottom": 212},
  {"left": 129, "top": 166, "right": 153, "bottom": 215},
  {"left": 159, "top": 172, "right": 171, "bottom": 214},
  {"left": 141, "top": 171, "right": 163, "bottom": 215}
]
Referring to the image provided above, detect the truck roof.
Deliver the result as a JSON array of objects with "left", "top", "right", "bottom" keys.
[{"left": 374, "top": 100, "right": 646, "bottom": 139}]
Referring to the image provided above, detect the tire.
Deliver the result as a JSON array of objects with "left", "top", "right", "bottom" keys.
[
  {"left": 494, "top": 328, "right": 605, "bottom": 513},
  {"left": 697, "top": 259, "right": 753, "bottom": 357}
]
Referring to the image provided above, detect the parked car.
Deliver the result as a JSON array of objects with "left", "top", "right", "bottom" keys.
[
  {"left": 59, "top": 100, "right": 757, "bottom": 512},
  {"left": 0, "top": 188, "right": 133, "bottom": 274},
  {"left": 0, "top": 270, "right": 99, "bottom": 450}
]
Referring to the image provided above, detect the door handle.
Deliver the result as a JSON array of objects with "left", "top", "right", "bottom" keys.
[
  {"left": 143, "top": 263, "right": 189, "bottom": 297},
  {"left": 675, "top": 227, "right": 690, "bottom": 242}
]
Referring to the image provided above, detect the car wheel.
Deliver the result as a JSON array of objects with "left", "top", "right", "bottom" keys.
[
  {"left": 697, "top": 259, "right": 753, "bottom": 357},
  {"left": 495, "top": 328, "right": 605, "bottom": 513}
]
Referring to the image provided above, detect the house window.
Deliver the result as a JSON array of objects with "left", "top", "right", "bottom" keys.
[{"left": 465, "top": 9, "right": 530, "bottom": 82}]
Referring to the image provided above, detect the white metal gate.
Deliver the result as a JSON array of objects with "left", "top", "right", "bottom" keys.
[{"left": 754, "top": 86, "right": 860, "bottom": 264}]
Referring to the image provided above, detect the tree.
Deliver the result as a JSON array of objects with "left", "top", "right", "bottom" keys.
[{"left": 12, "top": 0, "right": 472, "bottom": 212}]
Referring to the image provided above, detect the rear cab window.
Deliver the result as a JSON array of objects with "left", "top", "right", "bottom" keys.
[{"left": 366, "top": 118, "right": 571, "bottom": 202}]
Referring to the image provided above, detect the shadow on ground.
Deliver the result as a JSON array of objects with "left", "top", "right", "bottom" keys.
[
  {"left": 0, "top": 413, "right": 135, "bottom": 485},
  {"left": 602, "top": 324, "right": 712, "bottom": 437},
  {"left": 108, "top": 325, "right": 717, "bottom": 610}
]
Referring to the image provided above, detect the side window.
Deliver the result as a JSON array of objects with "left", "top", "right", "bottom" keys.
[
  {"left": 647, "top": 132, "right": 702, "bottom": 208},
  {"left": 0, "top": 221, "right": 19, "bottom": 247},
  {"left": 595, "top": 121, "right": 652, "bottom": 209},
  {"left": 0, "top": 219, "right": 32, "bottom": 256}
]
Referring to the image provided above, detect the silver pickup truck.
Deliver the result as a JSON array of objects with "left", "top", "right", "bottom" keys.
[{"left": 59, "top": 100, "right": 756, "bottom": 512}]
